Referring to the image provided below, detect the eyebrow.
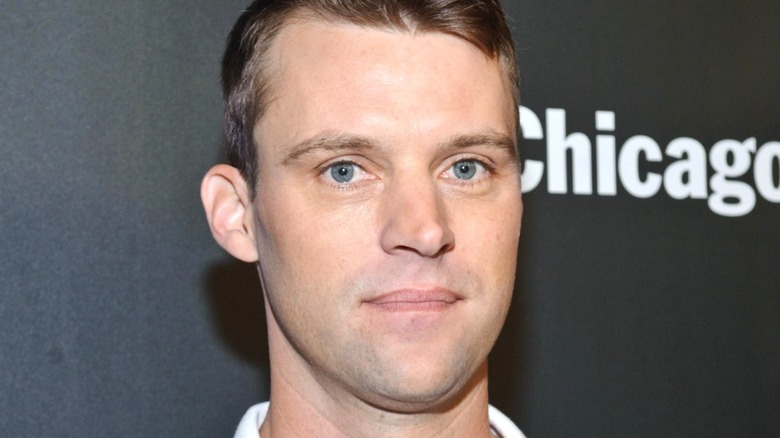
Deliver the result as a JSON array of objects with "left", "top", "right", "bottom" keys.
[
  {"left": 282, "top": 133, "right": 378, "bottom": 165},
  {"left": 281, "top": 129, "right": 517, "bottom": 165},
  {"left": 440, "top": 130, "right": 517, "bottom": 158}
]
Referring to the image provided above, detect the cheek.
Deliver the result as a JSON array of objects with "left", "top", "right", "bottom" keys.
[
  {"left": 254, "top": 190, "right": 375, "bottom": 296},
  {"left": 454, "top": 196, "right": 521, "bottom": 258},
  {"left": 454, "top": 198, "right": 521, "bottom": 307}
]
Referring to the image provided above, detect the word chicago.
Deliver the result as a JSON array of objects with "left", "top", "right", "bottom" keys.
[{"left": 520, "top": 107, "right": 780, "bottom": 217}]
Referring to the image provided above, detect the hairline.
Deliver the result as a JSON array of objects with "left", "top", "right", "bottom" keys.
[
  {"left": 255, "top": 10, "right": 518, "bottom": 122},
  {"left": 236, "top": 5, "right": 520, "bottom": 197}
]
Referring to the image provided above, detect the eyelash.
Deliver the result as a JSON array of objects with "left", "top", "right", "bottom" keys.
[
  {"left": 444, "top": 155, "right": 496, "bottom": 185},
  {"left": 317, "top": 154, "right": 497, "bottom": 190},
  {"left": 319, "top": 159, "right": 367, "bottom": 190}
]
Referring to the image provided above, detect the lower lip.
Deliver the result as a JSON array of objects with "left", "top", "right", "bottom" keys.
[
  {"left": 364, "top": 300, "right": 455, "bottom": 312},
  {"left": 362, "top": 292, "right": 461, "bottom": 333}
]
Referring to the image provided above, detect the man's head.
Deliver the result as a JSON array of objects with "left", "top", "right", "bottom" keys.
[
  {"left": 202, "top": 0, "right": 522, "bottom": 426},
  {"left": 220, "top": 0, "right": 519, "bottom": 196}
]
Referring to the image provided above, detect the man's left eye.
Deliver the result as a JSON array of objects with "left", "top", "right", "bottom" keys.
[
  {"left": 331, "top": 162, "right": 355, "bottom": 183},
  {"left": 450, "top": 159, "right": 485, "bottom": 180}
]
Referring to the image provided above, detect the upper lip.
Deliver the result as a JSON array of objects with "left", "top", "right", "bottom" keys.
[{"left": 364, "top": 287, "right": 462, "bottom": 305}]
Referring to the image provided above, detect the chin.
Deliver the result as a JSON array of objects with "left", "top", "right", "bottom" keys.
[{"left": 353, "top": 349, "right": 483, "bottom": 413}]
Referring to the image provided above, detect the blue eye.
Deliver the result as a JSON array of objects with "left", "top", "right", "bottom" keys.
[
  {"left": 453, "top": 160, "right": 479, "bottom": 180},
  {"left": 330, "top": 162, "right": 355, "bottom": 183}
]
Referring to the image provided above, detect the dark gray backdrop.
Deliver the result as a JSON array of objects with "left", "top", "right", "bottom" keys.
[{"left": 1, "top": 1, "right": 778, "bottom": 436}]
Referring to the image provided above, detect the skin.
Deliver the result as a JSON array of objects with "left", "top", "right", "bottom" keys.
[{"left": 202, "top": 18, "right": 522, "bottom": 438}]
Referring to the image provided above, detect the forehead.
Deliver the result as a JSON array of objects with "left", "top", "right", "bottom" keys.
[{"left": 256, "top": 18, "right": 514, "bottom": 151}]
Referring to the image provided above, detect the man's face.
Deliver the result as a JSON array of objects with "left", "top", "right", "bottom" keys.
[{"left": 251, "top": 19, "right": 522, "bottom": 410}]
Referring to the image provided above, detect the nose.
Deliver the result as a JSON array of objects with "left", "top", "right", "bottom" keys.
[{"left": 378, "top": 177, "right": 455, "bottom": 257}]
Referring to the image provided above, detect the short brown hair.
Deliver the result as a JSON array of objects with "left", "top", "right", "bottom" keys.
[{"left": 221, "top": 0, "right": 519, "bottom": 196}]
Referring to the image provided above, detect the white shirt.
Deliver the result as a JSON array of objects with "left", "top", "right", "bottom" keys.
[{"left": 234, "top": 402, "right": 526, "bottom": 438}]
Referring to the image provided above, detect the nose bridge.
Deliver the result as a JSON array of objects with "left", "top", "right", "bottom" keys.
[{"left": 379, "top": 171, "right": 454, "bottom": 257}]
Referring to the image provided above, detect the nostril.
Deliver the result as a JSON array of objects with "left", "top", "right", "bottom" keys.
[
  {"left": 379, "top": 213, "right": 455, "bottom": 257},
  {"left": 378, "top": 181, "right": 455, "bottom": 257}
]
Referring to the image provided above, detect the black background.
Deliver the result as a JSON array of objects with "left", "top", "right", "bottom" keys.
[{"left": 1, "top": 1, "right": 778, "bottom": 436}]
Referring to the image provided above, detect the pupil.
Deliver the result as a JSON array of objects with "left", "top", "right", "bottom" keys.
[
  {"left": 331, "top": 163, "right": 354, "bottom": 183},
  {"left": 454, "top": 160, "right": 477, "bottom": 179}
]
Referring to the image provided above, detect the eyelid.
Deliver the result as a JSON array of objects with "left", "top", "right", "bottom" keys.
[
  {"left": 441, "top": 154, "right": 496, "bottom": 176},
  {"left": 318, "top": 156, "right": 375, "bottom": 187},
  {"left": 319, "top": 156, "right": 365, "bottom": 175}
]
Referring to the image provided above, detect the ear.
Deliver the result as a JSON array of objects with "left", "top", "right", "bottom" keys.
[{"left": 200, "top": 164, "right": 259, "bottom": 262}]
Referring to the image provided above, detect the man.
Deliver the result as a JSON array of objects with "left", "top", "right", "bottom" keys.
[{"left": 201, "top": 0, "right": 525, "bottom": 436}]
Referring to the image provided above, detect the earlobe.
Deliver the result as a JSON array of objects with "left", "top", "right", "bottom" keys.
[{"left": 200, "top": 164, "right": 259, "bottom": 262}]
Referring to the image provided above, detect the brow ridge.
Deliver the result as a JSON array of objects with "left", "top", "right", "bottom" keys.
[
  {"left": 282, "top": 133, "right": 378, "bottom": 165},
  {"left": 441, "top": 130, "right": 517, "bottom": 157},
  {"left": 281, "top": 129, "right": 517, "bottom": 165}
]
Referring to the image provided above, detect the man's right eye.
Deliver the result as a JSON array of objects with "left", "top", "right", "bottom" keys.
[{"left": 330, "top": 162, "right": 355, "bottom": 183}]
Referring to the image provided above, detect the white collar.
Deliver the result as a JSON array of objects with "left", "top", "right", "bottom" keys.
[{"left": 234, "top": 402, "right": 526, "bottom": 438}]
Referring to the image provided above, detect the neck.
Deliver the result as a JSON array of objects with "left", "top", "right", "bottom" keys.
[{"left": 259, "top": 307, "right": 494, "bottom": 438}]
